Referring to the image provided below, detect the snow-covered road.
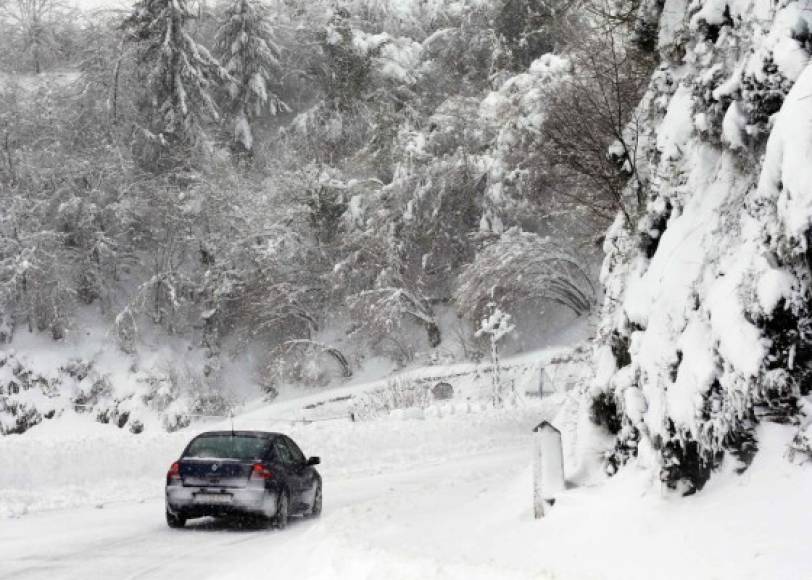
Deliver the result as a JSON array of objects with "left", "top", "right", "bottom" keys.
[
  {"left": 5, "top": 420, "right": 812, "bottom": 580},
  {"left": 0, "top": 447, "right": 538, "bottom": 580}
]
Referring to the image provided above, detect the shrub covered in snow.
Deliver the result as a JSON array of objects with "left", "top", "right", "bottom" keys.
[
  {"left": 0, "top": 348, "right": 231, "bottom": 436},
  {"left": 349, "top": 378, "right": 433, "bottom": 420}
]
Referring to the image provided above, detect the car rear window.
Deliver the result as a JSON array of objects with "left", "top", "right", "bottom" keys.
[{"left": 184, "top": 435, "right": 269, "bottom": 460}]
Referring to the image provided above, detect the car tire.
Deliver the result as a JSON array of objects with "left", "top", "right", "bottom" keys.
[
  {"left": 273, "top": 491, "right": 289, "bottom": 530},
  {"left": 308, "top": 484, "right": 322, "bottom": 518},
  {"left": 166, "top": 509, "right": 186, "bottom": 529}
]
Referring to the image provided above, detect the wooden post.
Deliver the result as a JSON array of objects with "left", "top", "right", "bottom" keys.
[{"left": 533, "top": 421, "right": 564, "bottom": 519}]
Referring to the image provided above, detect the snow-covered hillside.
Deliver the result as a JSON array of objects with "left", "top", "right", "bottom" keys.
[{"left": 591, "top": 0, "right": 812, "bottom": 491}]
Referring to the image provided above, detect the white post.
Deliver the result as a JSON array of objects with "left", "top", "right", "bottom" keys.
[
  {"left": 533, "top": 429, "right": 545, "bottom": 518},
  {"left": 533, "top": 422, "right": 565, "bottom": 519}
]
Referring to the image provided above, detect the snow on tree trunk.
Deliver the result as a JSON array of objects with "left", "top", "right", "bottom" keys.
[{"left": 476, "top": 304, "right": 515, "bottom": 407}]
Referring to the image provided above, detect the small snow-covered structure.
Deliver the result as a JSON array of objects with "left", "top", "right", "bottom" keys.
[
  {"left": 431, "top": 382, "right": 454, "bottom": 401},
  {"left": 532, "top": 420, "right": 565, "bottom": 518}
]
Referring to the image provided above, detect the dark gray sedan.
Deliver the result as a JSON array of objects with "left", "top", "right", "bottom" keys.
[{"left": 165, "top": 430, "right": 322, "bottom": 528}]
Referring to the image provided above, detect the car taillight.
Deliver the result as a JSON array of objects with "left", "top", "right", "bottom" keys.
[
  {"left": 167, "top": 462, "right": 181, "bottom": 485},
  {"left": 251, "top": 463, "right": 273, "bottom": 480}
]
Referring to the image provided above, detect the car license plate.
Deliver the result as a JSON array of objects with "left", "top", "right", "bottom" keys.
[{"left": 195, "top": 493, "right": 232, "bottom": 504}]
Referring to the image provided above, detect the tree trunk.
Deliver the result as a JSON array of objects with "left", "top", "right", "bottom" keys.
[{"left": 426, "top": 320, "right": 441, "bottom": 348}]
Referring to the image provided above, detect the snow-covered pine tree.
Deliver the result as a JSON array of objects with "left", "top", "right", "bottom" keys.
[
  {"left": 316, "top": 8, "right": 375, "bottom": 112},
  {"left": 122, "top": 0, "right": 231, "bottom": 165},
  {"left": 215, "top": 0, "right": 286, "bottom": 152},
  {"left": 494, "top": 0, "right": 559, "bottom": 70}
]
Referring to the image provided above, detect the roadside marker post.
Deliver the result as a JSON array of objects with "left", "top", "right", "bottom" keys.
[{"left": 533, "top": 421, "right": 565, "bottom": 519}]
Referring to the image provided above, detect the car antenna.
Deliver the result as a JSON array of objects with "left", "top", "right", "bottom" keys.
[{"left": 229, "top": 408, "right": 235, "bottom": 436}]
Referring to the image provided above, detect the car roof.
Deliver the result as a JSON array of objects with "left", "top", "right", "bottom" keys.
[{"left": 194, "top": 430, "right": 282, "bottom": 439}]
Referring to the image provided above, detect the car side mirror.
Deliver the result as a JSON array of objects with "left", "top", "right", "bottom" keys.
[{"left": 307, "top": 456, "right": 320, "bottom": 466}]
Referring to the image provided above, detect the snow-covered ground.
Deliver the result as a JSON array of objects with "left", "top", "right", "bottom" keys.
[
  {"left": 0, "top": 345, "right": 577, "bottom": 517},
  {"left": 2, "top": 346, "right": 812, "bottom": 580}
]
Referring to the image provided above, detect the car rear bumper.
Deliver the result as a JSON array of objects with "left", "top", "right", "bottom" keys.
[{"left": 166, "top": 485, "right": 278, "bottom": 519}]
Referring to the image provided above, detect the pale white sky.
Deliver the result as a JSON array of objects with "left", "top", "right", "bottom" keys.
[
  {"left": 68, "top": 0, "right": 131, "bottom": 14},
  {"left": 68, "top": 0, "right": 225, "bottom": 12}
]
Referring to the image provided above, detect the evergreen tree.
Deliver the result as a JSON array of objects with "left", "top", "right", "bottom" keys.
[
  {"left": 494, "top": 0, "right": 575, "bottom": 70},
  {"left": 122, "top": 0, "right": 231, "bottom": 162},
  {"left": 316, "top": 8, "right": 374, "bottom": 111},
  {"left": 215, "top": 0, "right": 286, "bottom": 151}
]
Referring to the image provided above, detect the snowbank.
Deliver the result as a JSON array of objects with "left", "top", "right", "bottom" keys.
[{"left": 758, "top": 61, "right": 812, "bottom": 242}]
